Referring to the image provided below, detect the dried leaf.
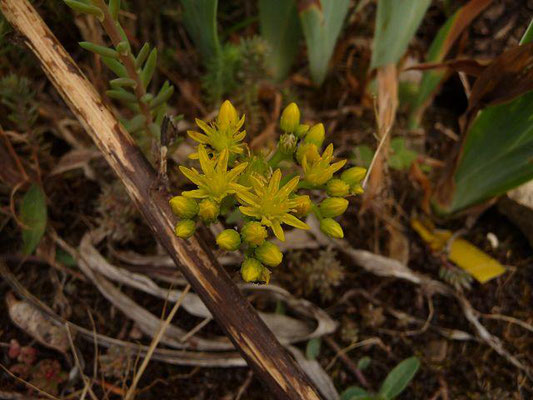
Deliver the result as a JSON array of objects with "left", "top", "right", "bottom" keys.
[
  {"left": 467, "top": 42, "right": 533, "bottom": 113},
  {"left": 6, "top": 292, "right": 70, "bottom": 353},
  {"left": 50, "top": 149, "right": 100, "bottom": 176}
]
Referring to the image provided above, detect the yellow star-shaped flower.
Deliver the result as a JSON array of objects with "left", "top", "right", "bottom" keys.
[
  {"left": 237, "top": 169, "right": 309, "bottom": 241},
  {"left": 302, "top": 144, "right": 346, "bottom": 186},
  {"left": 187, "top": 100, "right": 246, "bottom": 159},
  {"left": 179, "top": 145, "right": 249, "bottom": 203}
]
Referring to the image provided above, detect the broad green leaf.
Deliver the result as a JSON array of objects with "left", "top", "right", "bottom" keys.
[
  {"left": 259, "top": 0, "right": 300, "bottom": 81},
  {"left": 389, "top": 138, "right": 418, "bottom": 171},
  {"left": 371, "top": 0, "right": 430, "bottom": 68},
  {"left": 520, "top": 19, "right": 533, "bottom": 45},
  {"left": 445, "top": 26, "right": 533, "bottom": 214},
  {"left": 357, "top": 356, "right": 371, "bottom": 371},
  {"left": 340, "top": 386, "right": 373, "bottom": 400},
  {"left": 378, "top": 356, "right": 420, "bottom": 399},
  {"left": 55, "top": 248, "right": 76, "bottom": 267},
  {"left": 409, "top": 0, "right": 494, "bottom": 128},
  {"left": 305, "top": 337, "right": 321, "bottom": 360},
  {"left": 180, "top": 0, "right": 221, "bottom": 61},
  {"left": 449, "top": 91, "right": 533, "bottom": 213},
  {"left": 20, "top": 184, "right": 47, "bottom": 255},
  {"left": 299, "top": 0, "right": 350, "bottom": 85},
  {"left": 352, "top": 145, "right": 375, "bottom": 168}
]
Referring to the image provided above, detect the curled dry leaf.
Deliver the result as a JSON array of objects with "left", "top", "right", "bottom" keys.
[{"left": 5, "top": 292, "right": 70, "bottom": 353}]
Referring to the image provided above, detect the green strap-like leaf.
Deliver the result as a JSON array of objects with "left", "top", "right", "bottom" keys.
[
  {"left": 135, "top": 43, "right": 151, "bottom": 69},
  {"left": 299, "top": 0, "right": 350, "bottom": 85},
  {"left": 371, "top": 0, "right": 430, "bottom": 68},
  {"left": 150, "top": 81, "right": 174, "bottom": 109},
  {"left": 110, "top": 77, "right": 137, "bottom": 88},
  {"left": 20, "top": 184, "right": 47, "bottom": 255},
  {"left": 259, "top": 0, "right": 301, "bottom": 81},
  {"left": 102, "top": 56, "right": 127, "bottom": 78},
  {"left": 378, "top": 357, "right": 420, "bottom": 399},
  {"left": 180, "top": 0, "right": 221, "bottom": 61}
]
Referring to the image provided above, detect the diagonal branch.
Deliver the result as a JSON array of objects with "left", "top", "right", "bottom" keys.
[{"left": 0, "top": 0, "right": 322, "bottom": 398}]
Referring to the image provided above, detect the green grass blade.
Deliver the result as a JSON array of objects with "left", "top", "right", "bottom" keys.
[
  {"left": 180, "top": 0, "right": 221, "bottom": 61},
  {"left": 20, "top": 184, "right": 47, "bottom": 255},
  {"left": 299, "top": 0, "right": 350, "bottom": 85},
  {"left": 259, "top": 0, "right": 300, "bottom": 81},
  {"left": 371, "top": 0, "right": 430, "bottom": 68}
]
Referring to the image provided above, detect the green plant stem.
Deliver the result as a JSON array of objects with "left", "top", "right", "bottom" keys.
[
  {"left": 268, "top": 149, "right": 285, "bottom": 168},
  {"left": 92, "top": 0, "right": 154, "bottom": 137}
]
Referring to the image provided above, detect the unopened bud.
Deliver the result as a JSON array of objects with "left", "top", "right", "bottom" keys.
[
  {"left": 255, "top": 242, "right": 283, "bottom": 267},
  {"left": 175, "top": 219, "right": 196, "bottom": 239},
  {"left": 295, "top": 124, "right": 310, "bottom": 138},
  {"left": 217, "top": 100, "right": 238, "bottom": 129},
  {"left": 280, "top": 103, "right": 300, "bottom": 133},
  {"left": 351, "top": 183, "right": 364, "bottom": 195},
  {"left": 327, "top": 179, "right": 350, "bottom": 197},
  {"left": 279, "top": 133, "right": 298, "bottom": 155},
  {"left": 216, "top": 229, "right": 241, "bottom": 251},
  {"left": 169, "top": 196, "right": 199, "bottom": 219},
  {"left": 320, "top": 218, "right": 344, "bottom": 239},
  {"left": 304, "top": 123, "right": 325, "bottom": 147},
  {"left": 319, "top": 197, "right": 349, "bottom": 218},
  {"left": 341, "top": 167, "right": 367, "bottom": 186},
  {"left": 293, "top": 195, "right": 312, "bottom": 218},
  {"left": 198, "top": 199, "right": 220, "bottom": 223},
  {"left": 241, "top": 222, "right": 268, "bottom": 246},
  {"left": 240, "top": 258, "right": 264, "bottom": 283}
]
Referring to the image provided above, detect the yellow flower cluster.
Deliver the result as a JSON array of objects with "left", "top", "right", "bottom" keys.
[{"left": 169, "top": 100, "right": 366, "bottom": 284}]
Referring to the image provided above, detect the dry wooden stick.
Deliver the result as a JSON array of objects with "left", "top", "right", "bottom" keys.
[{"left": 0, "top": 1, "right": 322, "bottom": 398}]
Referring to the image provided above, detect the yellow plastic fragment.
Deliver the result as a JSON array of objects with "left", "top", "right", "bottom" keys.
[{"left": 411, "top": 219, "right": 506, "bottom": 284}]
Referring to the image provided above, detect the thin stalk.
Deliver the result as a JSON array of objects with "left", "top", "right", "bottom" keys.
[{"left": 92, "top": 0, "right": 154, "bottom": 138}]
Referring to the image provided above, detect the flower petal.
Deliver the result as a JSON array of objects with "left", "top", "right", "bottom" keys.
[
  {"left": 179, "top": 166, "right": 202, "bottom": 185},
  {"left": 187, "top": 130, "right": 209, "bottom": 144},
  {"left": 182, "top": 189, "right": 208, "bottom": 199},
  {"left": 268, "top": 169, "right": 282, "bottom": 193},
  {"left": 282, "top": 214, "right": 310, "bottom": 230},
  {"left": 271, "top": 221, "right": 285, "bottom": 242}
]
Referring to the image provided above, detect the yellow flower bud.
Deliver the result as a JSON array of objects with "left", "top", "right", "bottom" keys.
[
  {"left": 320, "top": 218, "right": 344, "bottom": 239},
  {"left": 216, "top": 229, "right": 241, "bottom": 251},
  {"left": 295, "top": 124, "right": 310, "bottom": 138},
  {"left": 293, "top": 195, "right": 312, "bottom": 218},
  {"left": 169, "top": 196, "right": 199, "bottom": 219},
  {"left": 327, "top": 179, "right": 350, "bottom": 197},
  {"left": 175, "top": 219, "right": 196, "bottom": 239},
  {"left": 351, "top": 183, "right": 364, "bottom": 195},
  {"left": 255, "top": 242, "right": 283, "bottom": 267},
  {"left": 217, "top": 100, "right": 238, "bottom": 129},
  {"left": 241, "top": 221, "right": 268, "bottom": 246},
  {"left": 341, "top": 167, "right": 367, "bottom": 186},
  {"left": 280, "top": 102, "right": 300, "bottom": 133},
  {"left": 198, "top": 199, "right": 220, "bottom": 223},
  {"left": 260, "top": 267, "right": 271, "bottom": 285},
  {"left": 304, "top": 123, "right": 325, "bottom": 147},
  {"left": 296, "top": 143, "right": 320, "bottom": 164},
  {"left": 241, "top": 258, "right": 264, "bottom": 283},
  {"left": 319, "top": 197, "right": 349, "bottom": 218}
]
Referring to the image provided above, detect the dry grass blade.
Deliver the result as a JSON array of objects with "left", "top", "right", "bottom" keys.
[{"left": 124, "top": 285, "right": 191, "bottom": 400}]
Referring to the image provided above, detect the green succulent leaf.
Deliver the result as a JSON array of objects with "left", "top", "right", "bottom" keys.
[
  {"left": 102, "top": 56, "right": 127, "bottom": 78},
  {"left": 20, "top": 184, "right": 47, "bottom": 255},
  {"left": 79, "top": 41, "right": 119, "bottom": 59},
  {"left": 140, "top": 48, "right": 157, "bottom": 88},
  {"left": 64, "top": 0, "right": 104, "bottom": 20},
  {"left": 106, "top": 88, "right": 137, "bottom": 103}
]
